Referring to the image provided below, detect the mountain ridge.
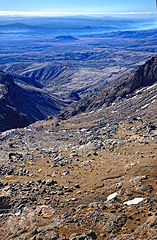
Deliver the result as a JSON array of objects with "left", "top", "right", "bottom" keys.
[{"left": 59, "top": 55, "right": 157, "bottom": 120}]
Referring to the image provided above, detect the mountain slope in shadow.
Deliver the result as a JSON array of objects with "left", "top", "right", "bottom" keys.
[{"left": 0, "top": 70, "right": 65, "bottom": 132}]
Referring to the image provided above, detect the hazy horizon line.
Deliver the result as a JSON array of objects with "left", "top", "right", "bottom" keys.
[{"left": 0, "top": 10, "right": 156, "bottom": 17}]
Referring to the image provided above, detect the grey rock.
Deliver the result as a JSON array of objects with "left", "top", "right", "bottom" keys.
[
  {"left": 31, "top": 228, "right": 38, "bottom": 235},
  {"left": 76, "top": 205, "right": 88, "bottom": 210},
  {"left": 64, "top": 217, "right": 75, "bottom": 223},
  {"left": 70, "top": 233, "right": 86, "bottom": 240},
  {"left": 58, "top": 238, "right": 68, "bottom": 240},
  {"left": 70, "top": 153, "right": 78, "bottom": 157},
  {"left": 45, "top": 179, "right": 55, "bottom": 186},
  {"left": 140, "top": 184, "right": 154, "bottom": 193},
  {"left": 36, "top": 235, "right": 43, "bottom": 240},
  {"left": 51, "top": 235, "right": 59, "bottom": 240},
  {"left": 86, "top": 230, "right": 97, "bottom": 239},
  {"left": 76, "top": 236, "right": 86, "bottom": 240},
  {"left": 63, "top": 170, "right": 70, "bottom": 175},
  {"left": 30, "top": 237, "right": 36, "bottom": 240},
  {"left": 37, "top": 179, "right": 42, "bottom": 183},
  {"left": 116, "top": 182, "right": 123, "bottom": 189},
  {"left": 106, "top": 214, "right": 127, "bottom": 233},
  {"left": 53, "top": 122, "right": 59, "bottom": 127}
]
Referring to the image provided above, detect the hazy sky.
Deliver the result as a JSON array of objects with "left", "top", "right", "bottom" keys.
[{"left": 0, "top": 0, "right": 156, "bottom": 16}]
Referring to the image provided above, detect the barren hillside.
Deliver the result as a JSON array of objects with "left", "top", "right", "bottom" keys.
[{"left": 0, "top": 56, "right": 156, "bottom": 239}]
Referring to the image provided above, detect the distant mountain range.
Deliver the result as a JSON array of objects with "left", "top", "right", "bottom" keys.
[
  {"left": 0, "top": 23, "right": 43, "bottom": 33},
  {"left": 0, "top": 16, "right": 156, "bottom": 34}
]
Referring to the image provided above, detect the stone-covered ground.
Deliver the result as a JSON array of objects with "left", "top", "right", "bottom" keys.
[{"left": 0, "top": 109, "right": 156, "bottom": 239}]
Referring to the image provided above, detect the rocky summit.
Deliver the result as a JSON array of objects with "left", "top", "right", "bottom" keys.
[{"left": 0, "top": 55, "right": 156, "bottom": 239}]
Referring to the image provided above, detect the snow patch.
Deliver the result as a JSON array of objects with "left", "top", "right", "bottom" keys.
[
  {"left": 123, "top": 197, "right": 145, "bottom": 205},
  {"left": 107, "top": 192, "right": 118, "bottom": 201}
]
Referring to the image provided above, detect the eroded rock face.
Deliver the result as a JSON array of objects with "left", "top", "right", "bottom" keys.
[{"left": 59, "top": 55, "right": 157, "bottom": 119}]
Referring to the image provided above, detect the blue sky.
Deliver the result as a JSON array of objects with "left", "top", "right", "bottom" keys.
[{"left": 0, "top": 0, "right": 156, "bottom": 16}]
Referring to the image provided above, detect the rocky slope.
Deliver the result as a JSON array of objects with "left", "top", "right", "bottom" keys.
[
  {"left": 0, "top": 98, "right": 156, "bottom": 240},
  {"left": 59, "top": 55, "right": 157, "bottom": 120},
  {"left": 0, "top": 70, "right": 65, "bottom": 132},
  {"left": 0, "top": 55, "right": 156, "bottom": 240}
]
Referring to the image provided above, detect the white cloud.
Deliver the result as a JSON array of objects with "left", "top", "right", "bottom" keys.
[
  {"left": 0, "top": 11, "right": 54, "bottom": 16},
  {"left": 0, "top": 11, "right": 156, "bottom": 17}
]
